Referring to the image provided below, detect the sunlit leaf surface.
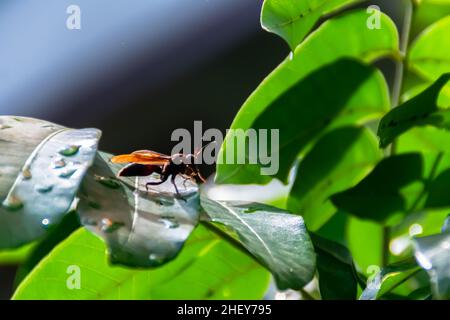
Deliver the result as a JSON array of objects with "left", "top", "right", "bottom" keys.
[
  {"left": 13, "top": 226, "right": 270, "bottom": 300},
  {"left": 409, "top": 15, "right": 450, "bottom": 82},
  {"left": 201, "top": 196, "right": 316, "bottom": 290},
  {"left": 0, "top": 116, "right": 100, "bottom": 248},
  {"left": 216, "top": 10, "right": 397, "bottom": 185},
  {"left": 261, "top": 0, "right": 362, "bottom": 50},
  {"left": 412, "top": 0, "right": 450, "bottom": 37},
  {"left": 346, "top": 216, "right": 384, "bottom": 275},
  {"left": 77, "top": 152, "right": 200, "bottom": 268}
]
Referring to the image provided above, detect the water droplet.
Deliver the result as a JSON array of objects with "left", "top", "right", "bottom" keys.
[
  {"left": 59, "top": 145, "right": 81, "bottom": 156},
  {"left": 94, "top": 175, "right": 121, "bottom": 189},
  {"left": 2, "top": 195, "right": 23, "bottom": 211},
  {"left": 41, "top": 218, "right": 51, "bottom": 228},
  {"left": 0, "top": 124, "right": 11, "bottom": 130},
  {"left": 53, "top": 158, "right": 66, "bottom": 168},
  {"left": 289, "top": 268, "right": 294, "bottom": 273},
  {"left": 409, "top": 223, "right": 423, "bottom": 237},
  {"left": 100, "top": 218, "right": 124, "bottom": 233},
  {"left": 158, "top": 216, "right": 179, "bottom": 229},
  {"left": 389, "top": 236, "right": 410, "bottom": 256},
  {"left": 59, "top": 168, "right": 77, "bottom": 178},
  {"left": 35, "top": 184, "right": 53, "bottom": 193},
  {"left": 88, "top": 200, "right": 101, "bottom": 210},
  {"left": 148, "top": 253, "right": 164, "bottom": 263},
  {"left": 22, "top": 168, "right": 32, "bottom": 180}
]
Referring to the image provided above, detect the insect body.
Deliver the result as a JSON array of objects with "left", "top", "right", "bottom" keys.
[{"left": 110, "top": 150, "right": 205, "bottom": 197}]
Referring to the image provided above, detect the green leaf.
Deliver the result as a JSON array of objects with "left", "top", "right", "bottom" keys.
[
  {"left": 425, "top": 169, "right": 450, "bottom": 207},
  {"left": 0, "top": 243, "right": 35, "bottom": 265},
  {"left": 360, "top": 259, "right": 420, "bottom": 300},
  {"left": 402, "top": 82, "right": 450, "bottom": 108},
  {"left": 77, "top": 152, "right": 200, "bottom": 268},
  {"left": 397, "top": 126, "right": 450, "bottom": 153},
  {"left": 224, "top": 59, "right": 388, "bottom": 185},
  {"left": 378, "top": 75, "right": 450, "bottom": 148},
  {"left": 413, "top": 216, "right": 450, "bottom": 299},
  {"left": 347, "top": 216, "right": 384, "bottom": 275},
  {"left": 332, "top": 154, "right": 424, "bottom": 224},
  {"left": 200, "top": 196, "right": 316, "bottom": 290},
  {"left": 216, "top": 9, "right": 397, "bottom": 185},
  {"left": 409, "top": 15, "right": 450, "bottom": 82},
  {"left": 288, "top": 126, "right": 382, "bottom": 231},
  {"left": 315, "top": 210, "right": 348, "bottom": 245},
  {"left": 14, "top": 210, "right": 80, "bottom": 288},
  {"left": 412, "top": 0, "right": 450, "bottom": 37},
  {"left": 311, "top": 233, "right": 357, "bottom": 300},
  {"left": 0, "top": 116, "right": 100, "bottom": 249},
  {"left": 13, "top": 226, "right": 270, "bottom": 299},
  {"left": 261, "top": 0, "right": 362, "bottom": 50},
  {"left": 407, "top": 285, "right": 432, "bottom": 300}
]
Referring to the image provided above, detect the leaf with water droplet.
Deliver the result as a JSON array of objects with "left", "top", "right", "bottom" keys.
[
  {"left": 94, "top": 175, "right": 121, "bottom": 189},
  {"left": 59, "top": 145, "right": 80, "bottom": 156},
  {"left": 21, "top": 168, "right": 32, "bottom": 180},
  {"left": 99, "top": 218, "right": 125, "bottom": 233},
  {"left": 0, "top": 116, "right": 100, "bottom": 249},
  {"left": 200, "top": 196, "right": 316, "bottom": 290},
  {"left": 2, "top": 195, "right": 24, "bottom": 211},
  {"left": 35, "top": 184, "right": 53, "bottom": 194},
  {"left": 77, "top": 152, "right": 200, "bottom": 267},
  {"left": 58, "top": 168, "right": 77, "bottom": 178},
  {"left": 52, "top": 158, "right": 66, "bottom": 169}
]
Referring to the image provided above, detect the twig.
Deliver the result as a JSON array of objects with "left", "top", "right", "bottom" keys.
[{"left": 383, "top": 0, "right": 414, "bottom": 267}]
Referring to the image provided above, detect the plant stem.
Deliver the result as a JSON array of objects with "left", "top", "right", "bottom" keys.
[
  {"left": 391, "top": 0, "right": 413, "bottom": 110},
  {"left": 383, "top": 0, "right": 414, "bottom": 267}
]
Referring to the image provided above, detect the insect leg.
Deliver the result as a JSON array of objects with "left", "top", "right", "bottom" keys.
[
  {"left": 145, "top": 174, "right": 168, "bottom": 191},
  {"left": 171, "top": 174, "right": 186, "bottom": 201}
]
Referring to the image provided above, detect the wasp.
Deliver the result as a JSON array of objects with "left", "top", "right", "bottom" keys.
[{"left": 110, "top": 149, "right": 206, "bottom": 197}]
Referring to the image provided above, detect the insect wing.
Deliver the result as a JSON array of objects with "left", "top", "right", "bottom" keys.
[{"left": 111, "top": 153, "right": 168, "bottom": 165}]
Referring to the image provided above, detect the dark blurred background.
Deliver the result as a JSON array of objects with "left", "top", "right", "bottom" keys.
[{"left": 0, "top": 0, "right": 402, "bottom": 299}]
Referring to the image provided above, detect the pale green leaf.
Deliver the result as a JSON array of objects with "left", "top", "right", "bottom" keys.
[
  {"left": 261, "top": 0, "right": 362, "bottom": 50},
  {"left": 13, "top": 226, "right": 270, "bottom": 299},
  {"left": 409, "top": 15, "right": 450, "bottom": 82},
  {"left": 216, "top": 10, "right": 397, "bottom": 185}
]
